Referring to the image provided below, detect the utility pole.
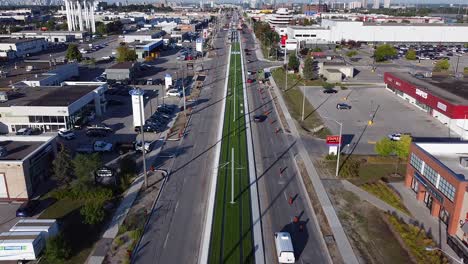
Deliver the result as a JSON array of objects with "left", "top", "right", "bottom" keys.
[
  {"left": 284, "top": 46, "right": 288, "bottom": 91},
  {"left": 182, "top": 63, "right": 187, "bottom": 114}
]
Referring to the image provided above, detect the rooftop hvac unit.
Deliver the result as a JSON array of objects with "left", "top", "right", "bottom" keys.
[{"left": 460, "top": 157, "right": 468, "bottom": 168}]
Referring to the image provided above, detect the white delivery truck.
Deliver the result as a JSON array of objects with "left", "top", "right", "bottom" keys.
[
  {"left": 0, "top": 231, "right": 45, "bottom": 262},
  {"left": 10, "top": 219, "right": 59, "bottom": 239},
  {"left": 274, "top": 232, "right": 295, "bottom": 264}
]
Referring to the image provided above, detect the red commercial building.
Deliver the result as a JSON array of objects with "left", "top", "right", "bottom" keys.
[
  {"left": 405, "top": 142, "right": 468, "bottom": 258},
  {"left": 384, "top": 72, "right": 468, "bottom": 139}
]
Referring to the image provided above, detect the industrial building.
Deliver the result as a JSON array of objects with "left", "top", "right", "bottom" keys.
[
  {"left": 0, "top": 135, "right": 57, "bottom": 201},
  {"left": 404, "top": 142, "right": 468, "bottom": 259},
  {"left": 0, "top": 82, "right": 108, "bottom": 133},
  {"left": 10, "top": 31, "right": 87, "bottom": 42},
  {"left": 0, "top": 38, "right": 48, "bottom": 59},
  {"left": 123, "top": 30, "right": 165, "bottom": 43},
  {"left": 105, "top": 62, "right": 136, "bottom": 81},
  {"left": 283, "top": 20, "right": 468, "bottom": 44},
  {"left": 384, "top": 72, "right": 468, "bottom": 139}
]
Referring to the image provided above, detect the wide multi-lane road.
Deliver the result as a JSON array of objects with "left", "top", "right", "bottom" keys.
[
  {"left": 240, "top": 21, "right": 331, "bottom": 264},
  {"left": 132, "top": 18, "right": 231, "bottom": 264}
]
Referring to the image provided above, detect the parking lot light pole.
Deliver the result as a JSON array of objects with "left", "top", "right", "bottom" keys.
[{"left": 131, "top": 88, "right": 148, "bottom": 188}]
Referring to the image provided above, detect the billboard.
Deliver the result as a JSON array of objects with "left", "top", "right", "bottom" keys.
[
  {"left": 196, "top": 38, "right": 203, "bottom": 52},
  {"left": 130, "top": 89, "right": 145, "bottom": 127},
  {"left": 326, "top": 135, "right": 341, "bottom": 145}
]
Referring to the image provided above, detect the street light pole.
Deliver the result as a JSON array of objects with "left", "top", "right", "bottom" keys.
[
  {"left": 323, "top": 116, "right": 343, "bottom": 177},
  {"left": 182, "top": 63, "right": 186, "bottom": 114},
  {"left": 301, "top": 86, "right": 305, "bottom": 121},
  {"left": 284, "top": 46, "right": 288, "bottom": 91},
  {"left": 135, "top": 88, "right": 148, "bottom": 188}
]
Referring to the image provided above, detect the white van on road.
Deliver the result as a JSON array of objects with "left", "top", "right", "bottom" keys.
[{"left": 274, "top": 232, "right": 295, "bottom": 264}]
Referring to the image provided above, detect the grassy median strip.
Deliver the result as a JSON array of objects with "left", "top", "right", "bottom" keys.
[{"left": 209, "top": 41, "right": 254, "bottom": 264}]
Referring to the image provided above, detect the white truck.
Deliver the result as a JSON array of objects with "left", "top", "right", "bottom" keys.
[
  {"left": 9, "top": 219, "right": 59, "bottom": 240},
  {"left": 0, "top": 231, "right": 45, "bottom": 262},
  {"left": 274, "top": 232, "right": 295, "bottom": 264}
]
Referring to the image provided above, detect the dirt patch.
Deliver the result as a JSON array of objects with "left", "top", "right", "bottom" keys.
[
  {"left": 167, "top": 113, "right": 188, "bottom": 140},
  {"left": 296, "top": 158, "right": 344, "bottom": 264},
  {"left": 104, "top": 171, "right": 165, "bottom": 264}
]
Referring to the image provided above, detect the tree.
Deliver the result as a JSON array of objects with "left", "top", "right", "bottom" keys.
[
  {"left": 322, "top": 83, "right": 335, "bottom": 90},
  {"left": 346, "top": 51, "right": 358, "bottom": 57},
  {"left": 405, "top": 49, "right": 417, "bottom": 60},
  {"left": 312, "top": 47, "right": 322, "bottom": 52},
  {"left": 73, "top": 153, "right": 102, "bottom": 184},
  {"left": 299, "top": 47, "right": 309, "bottom": 56},
  {"left": 116, "top": 45, "right": 138, "bottom": 62},
  {"left": 374, "top": 44, "right": 397, "bottom": 62},
  {"left": 288, "top": 53, "right": 299, "bottom": 72},
  {"left": 52, "top": 145, "right": 73, "bottom": 183},
  {"left": 59, "top": 22, "right": 68, "bottom": 31},
  {"left": 96, "top": 22, "right": 107, "bottom": 35},
  {"left": 394, "top": 135, "right": 412, "bottom": 160},
  {"left": 65, "top": 44, "right": 82, "bottom": 62},
  {"left": 375, "top": 137, "right": 395, "bottom": 157},
  {"left": 303, "top": 57, "right": 315, "bottom": 80},
  {"left": 43, "top": 235, "right": 71, "bottom": 264},
  {"left": 80, "top": 200, "right": 106, "bottom": 225},
  {"left": 434, "top": 59, "right": 450, "bottom": 72}
]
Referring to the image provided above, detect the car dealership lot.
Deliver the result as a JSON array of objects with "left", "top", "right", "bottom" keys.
[{"left": 303, "top": 86, "right": 452, "bottom": 154}]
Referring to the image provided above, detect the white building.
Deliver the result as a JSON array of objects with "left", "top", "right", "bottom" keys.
[
  {"left": 267, "top": 8, "right": 293, "bottom": 29},
  {"left": 0, "top": 38, "right": 48, "bottom": 59},
  {"left": 384, "top": 0, "right": 391, "bottom": 8},
  {"left": 64, "top": 0, "right": 96, "bottom": 33},
  {"left": 372, "top": 0, "right": 379, "bottom": 9},
  {"left": 10, "top": 31, "right": 86, "bottom": 43},
  {"left": 285, "top": 20, "right": 468, "bottom": 44},
  {"left": 123, "top": 30, "right": 165, "bottom": 43},
  {"left": 0, "top": 82, "right": 108, "bottom": 133},
  {"left": 348, "top": 1, "right": 362, "bottom": 9}
]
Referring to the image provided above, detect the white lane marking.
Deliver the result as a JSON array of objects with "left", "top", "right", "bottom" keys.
[
  {"left": 175, "top": 201, "right": 179, "bottom": 212},
  {"left": 283, "top": 191, "right": 288, "bottom": 202},
  {"left": 163, "top": 232, "right": 170, "bottom": 249}
]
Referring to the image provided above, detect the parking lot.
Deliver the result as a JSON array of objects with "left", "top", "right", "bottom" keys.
[
  {"left": 304, "top": 86, "right": 452, "bottom": 154},
  {"left": 0, "top": 203, "right": 21, "bottom": 233}
]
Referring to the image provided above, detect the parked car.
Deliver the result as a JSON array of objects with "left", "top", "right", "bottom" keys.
[
  {"left": 336, "top": 103, "right": 352, "bottom": 110},
  {"left": 167, "top": 89, "right": 181, "bottom": 97},
  {"left": 388, "top": 133, "right": 402, "bottom": 141},
  {"left": 16, "top": 128, "right": 32, "bottom": 135},
  {"left": 16, "top": 200, "right": 40, "bottom": 217},
  {"left": 87, "top": 124, "right": 113, "bottom": 132},
  {"left": 134, "top": 141, "right": 152, "bottom": 153},
  {"left": 93, "top": 141, "right": 113, "bottom": 152},
  {"left": 86, "top": 129, "right": 107, "bottom": 137},
  {"left": 247, "top": 78, "right": 254, "bottom": 84},
  {"left": 58, "top": 128, "right": 76, "bottom": 140},
  {"left": 323, "top": 89, "right": 338, "bottom": 94}
]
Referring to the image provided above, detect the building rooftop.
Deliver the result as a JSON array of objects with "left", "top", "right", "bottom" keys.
[
  {"left": 0, "top": 61, "right": 67, "bottom": 88},
  {"left": 416, "top": 142, "right": 468, "bottom": 180},
  {"left": 364, "top": 22, "right": 468, "bottom": 27},
  {"left": 0, "top": 38, "right": 44, "bottom": 44},
  {"left": 0, "top": 85, "right": 100, "bottom": 107},
  {"left": 127, "top": 29, "right": 164, "bottom": 36},
  {"left": 388, "top": 72, "right": 468, "bottom": 105},
  {"left": 0, "top": 140, "right": 43, "bottom": 160},
  {"left": 107, "top": 62, "right": 135, "bottom": 70}
]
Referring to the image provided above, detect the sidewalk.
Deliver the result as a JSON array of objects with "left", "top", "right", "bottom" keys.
[{"left": 268, "top": 68, "right": 359, "bottom": 264}]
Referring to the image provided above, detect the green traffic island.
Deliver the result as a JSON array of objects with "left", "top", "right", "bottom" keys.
[{"left": 208, "top": 42, "right": 254, "bottom": 264}]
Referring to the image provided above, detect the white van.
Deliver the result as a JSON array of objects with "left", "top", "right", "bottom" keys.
[{"left": 274, "top": 232, "right": 295, "bottom": 264}]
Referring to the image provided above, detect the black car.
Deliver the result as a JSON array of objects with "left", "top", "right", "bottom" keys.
[
  {"left": 16, "top": 200, "right": 40, "bottom": 217},
  {"left": 336, "top": 103, "right": 352, "bottom": 110},
  {"left": 86, "top": 129, "right": 108, "bottom": 137},
  {"left": 253, "top": 115, "right": 267, "bottom": 122},
  {"left": 115, "top": 141, "right": 135, "bottom": 155},
  {"left": 323, "top": 89, "right": 338, "bottom": 94}
]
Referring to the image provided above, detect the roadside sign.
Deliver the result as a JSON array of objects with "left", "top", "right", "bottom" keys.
[{"left": 326, "top": 135, "right": 341, "bottom": 145}]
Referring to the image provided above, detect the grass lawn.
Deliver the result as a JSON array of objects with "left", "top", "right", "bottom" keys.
[
  {"left": 354, "top": 162, "right": 406, "bottom": 185},
  {"left": 361, "top": 181, "right": 410, "bottom": 215},
  {"left": 209, "top": 41, "right": 253, "bottom": 264},
  {"left": 271, "top": 68, "right": 331, "bottom": 138}
]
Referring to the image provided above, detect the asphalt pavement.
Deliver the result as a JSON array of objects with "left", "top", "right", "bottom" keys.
[
  {"left": 132, "top": 27, "right": 230, "bottom": 263},
  {"left": 240, "top": 25, "right": 330, "bottom": 264}
]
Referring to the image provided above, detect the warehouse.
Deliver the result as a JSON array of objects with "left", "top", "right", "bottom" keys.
[
  {"left": 0, "top": 135, "right": 57, "bottom": 202},
  {"left": 404, "top": 142, "right": 468, "bottom": 259},
  {"left": 285, "top": 20, "right": 468, "bottom": 44},
  {"left": 11, "top": 31, "right": 87, "bottom": 42},
  {"left": 123, "top": 29, "right": 165, "bottom": 43},
  {"left": 384, "top": 72, "right": 468, "bottom": 139},
  {"left": 0, "top": 38, "right": 48, "bottom": 59}
]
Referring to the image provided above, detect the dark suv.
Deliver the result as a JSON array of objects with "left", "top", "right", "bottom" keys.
[
  {"left": 16, "top": 200, "right": 40, "bottom": 217},
  {"left": 336, "top": 103, "right": 352, "bottom": 110}
]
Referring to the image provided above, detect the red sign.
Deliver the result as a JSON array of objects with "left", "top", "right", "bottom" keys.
[
  {"left": 280, "top": 35, "right": 288, "bottom": 46},
  {"left": 326, "top": 135, "right": 341, "bottom": 145}
]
